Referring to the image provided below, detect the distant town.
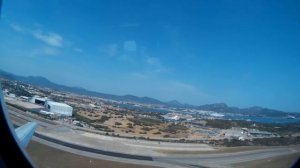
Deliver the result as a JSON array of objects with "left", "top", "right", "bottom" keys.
[{"left": 2, "top": 76, "right": 300, "bottom": 147}]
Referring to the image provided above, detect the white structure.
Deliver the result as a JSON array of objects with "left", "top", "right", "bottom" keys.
[
  {"left": 30, "top": 95, "right": 40, "bottom": 103},
  {"left": 45, "top": 101, "right": 73, "bottom": 116},
  {"left": 39, "top": 110, "right": 54, "bottom": 115},
  {"left": 163, "top": 113, "right": 180, "bottom": 121},
  {"left": 3, "top": 89, "right": 9, "bottom": 95},
  {"left": 8, "top": 93, "right": 16, "bottom": 98},
  {"left": 20, "top": 96, "right": 29, "bottom": 101},
  {"left": 30, "top": 95, "right": 48, "bottom": 105}
]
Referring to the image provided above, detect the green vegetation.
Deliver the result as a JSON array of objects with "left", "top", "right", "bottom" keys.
[
  {"left": 127, "top": 123, "right": 134, "bottom": 128},
  {"left": 251, "top": 136, "right": 300, "bottom": 146},
  {"left": 115, "top": 122, "right": 122, "bottom": 126},
  {"left": 153, "top": 131, "right": 162, "bottom": 135},
  {"left": 210, "top": 136, "right": 300, "bottom": 147},
  {"left": 163, "top": 134, "right": 170, "bottom": 138},
  {"left": 94, "top": 115, "right": 111, "bottom": 123},
  {"left": 205, "top": 119, "right": 300, "bottom": 135},
  {"left": 205, "top": 119, "right": 260, "bottom": 129},
  {"left": 49, "top": 96, "right": 65, "bottom": 103},
  {"left": 163, "top": 123, "right": 188, "bottom": 134},
  {"left": 205, "top": 119, "right": 234, "bottom": 129},
  {"left": 128, "top": 117, "right": 162, "bottom": 126},
  {"left": 254, "top": 123, "right": 300, "bottom": 135},
  {"left": 141, "top": 126, "right": 153, "bottom": 131},
  {"left": 73, "top": 112, "right": 93, "bottom": 123},
  {"left": 92, "top": 124, "right": 114, "bottom": 132},
  {"left": 1, "top": 80, "right": 33, "bottom": 97}
]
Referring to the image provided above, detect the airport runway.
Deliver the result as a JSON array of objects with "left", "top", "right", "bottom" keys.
[
  {"left": 34, "top": 132, "right": 153, "bottom": 161},
  {"left": 31, "top": 132, "right": 300, "bottom": 168},
  {"left": 153, "top": 147, "right": 300, "bottom": 167},
  {"left": 8, "top": 106, "right": 300, "bottom": 168}
]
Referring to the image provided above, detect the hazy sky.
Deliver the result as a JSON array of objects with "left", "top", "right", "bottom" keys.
[{"left": 1, "top": 0, "right": 300, "bottom": 112}]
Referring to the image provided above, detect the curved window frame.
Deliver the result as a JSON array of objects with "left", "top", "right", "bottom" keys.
[{"left": 0, "top": 84, "right": 35, "bottom": 168}]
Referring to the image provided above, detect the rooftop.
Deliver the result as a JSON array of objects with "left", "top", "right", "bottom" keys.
[{"left": 47, "top": 101, "right": 72, "bottom": 108}]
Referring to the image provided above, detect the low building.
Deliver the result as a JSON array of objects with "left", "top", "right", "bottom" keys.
[
  {"left": 39, "top": 110, "right": 55, "bottom": 115},
  {"left": 248, "top": 130, "right": 273, "bottom": 137},
  {"left": 45, "top": 101, "right": 73, "bottom": 116},
  {"left": 20, "top": 96, "right": 29, "bottom": 101},
  {"left": 30, "top": 95, "right": 47, "bottom": 105},
  {"left": 163, "top": 113, "right": 180, "bottom": 121},
  {"left": 191, "top": 120, "right": 207, "bottom": 127},
  {"left": 8, "top": 93, "right": 16, "bottom": 98}
]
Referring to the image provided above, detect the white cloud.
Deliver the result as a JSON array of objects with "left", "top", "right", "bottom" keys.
[
  {"left": 32, "top": 30, "right": 63, "bottom": 47},
  {"left": 169, "top": 81, "right": 198, "bottom": 92},
  {"left": 30, "top": 47, "right": 60, "bottom": 56},
  {"left": 10, "top": 23, "right": 63, "bottom": 47},
  {"left": 73, "top": 47, "right": 84, "bottom": 53},
  {"left": 164, "top": 80, "right": 215, "bottom": 104},
  {"left": 10, "top": 23, "right": 24, "bottom": 32},
  {"left": 43, "top": 47, "right": 60, "bottom": 55},
  {"left": 132, "top": 72, "right": 149, "bottom": 79},
  {"left": 120, "top": 23, "right": 140, "bottom": 28},
  {"left": 123, "top": 40, "right": 136, "bottom": 52},
  {"left": 146, "top": 56, "right": 161, "bottom": 66},
  {"left": 106, "top": 43, "right": 118, "bottom": 56},
  {"left": 145, "top": 56, "right": 169, "bottom": 74},
  {"left": 129, "top": 71, "right": 214, "bottom": 104},
  {"left": 99, "top": 43, "right": 119, "bottom": 56}
]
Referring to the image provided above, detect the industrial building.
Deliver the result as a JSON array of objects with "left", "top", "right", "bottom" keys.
[
  {"left": 45, "top": 101, "right": 73, "bottom": 116},
  {"left": 30, "top": 95, "right": 47, "bottom": 105}
]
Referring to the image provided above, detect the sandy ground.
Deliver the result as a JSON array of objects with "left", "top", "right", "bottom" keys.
[{"left": 26, "top": 140, "right": 160, "bottom": 168}]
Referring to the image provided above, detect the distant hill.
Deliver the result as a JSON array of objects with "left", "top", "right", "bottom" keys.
[
  {"left": 197, "top": 103, "right": 240, "bottom": 113},
  {"left": 167, "top": 100, "right": 183, "bottom": 107},
  {"left": 0, "top": 69, "right": 297, "bottom": 116},
  {"left": 0, "top": 69, "right": 165, "bottom": 105},
  {"left": 197, "top": 103, "right": 298, "bottom": 117}
]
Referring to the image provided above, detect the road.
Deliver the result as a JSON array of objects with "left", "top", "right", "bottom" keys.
[{"left": 7, "top": 106, "right": 300, "bottom": 168}]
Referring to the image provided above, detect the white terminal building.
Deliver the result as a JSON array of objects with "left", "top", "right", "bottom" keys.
[{"left": 45, "top": 101, "right": 73, "bottom": 116}]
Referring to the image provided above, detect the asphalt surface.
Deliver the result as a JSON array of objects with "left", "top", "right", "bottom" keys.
[
  {"left": 34, "top": 132, "right": 153, "bottom": 161},
  {"left": 154, "top": 147, "right": 300, "bottom": 167},
  {"left": 9, "top": 106, "right": 300, "bottom": 168}
]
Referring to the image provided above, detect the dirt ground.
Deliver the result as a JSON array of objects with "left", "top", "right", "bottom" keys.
[
  {"left": 26, "top": 140, "right": 160, "bottom": 168},
  {"left": 230, "top": 152, "right": 300, "bottom": 168}
]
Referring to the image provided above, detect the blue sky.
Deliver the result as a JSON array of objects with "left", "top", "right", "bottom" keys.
[{"left": 1, "top": 0, "right": 300, "bottom": 112}]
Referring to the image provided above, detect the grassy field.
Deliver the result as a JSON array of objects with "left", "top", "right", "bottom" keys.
[{"left": 26, "top": 141, "right": 160, "bottom": 168}]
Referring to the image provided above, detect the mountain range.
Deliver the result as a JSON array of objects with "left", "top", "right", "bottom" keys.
[
  {"left": 196, "top": 103, "right": 298, "bottom": 117},
  {"left": 0, "top": 69, "right": 297, "bottom": 116},
  {"left": 0, "top": 69, "right": 166, "bottom": 105}
]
